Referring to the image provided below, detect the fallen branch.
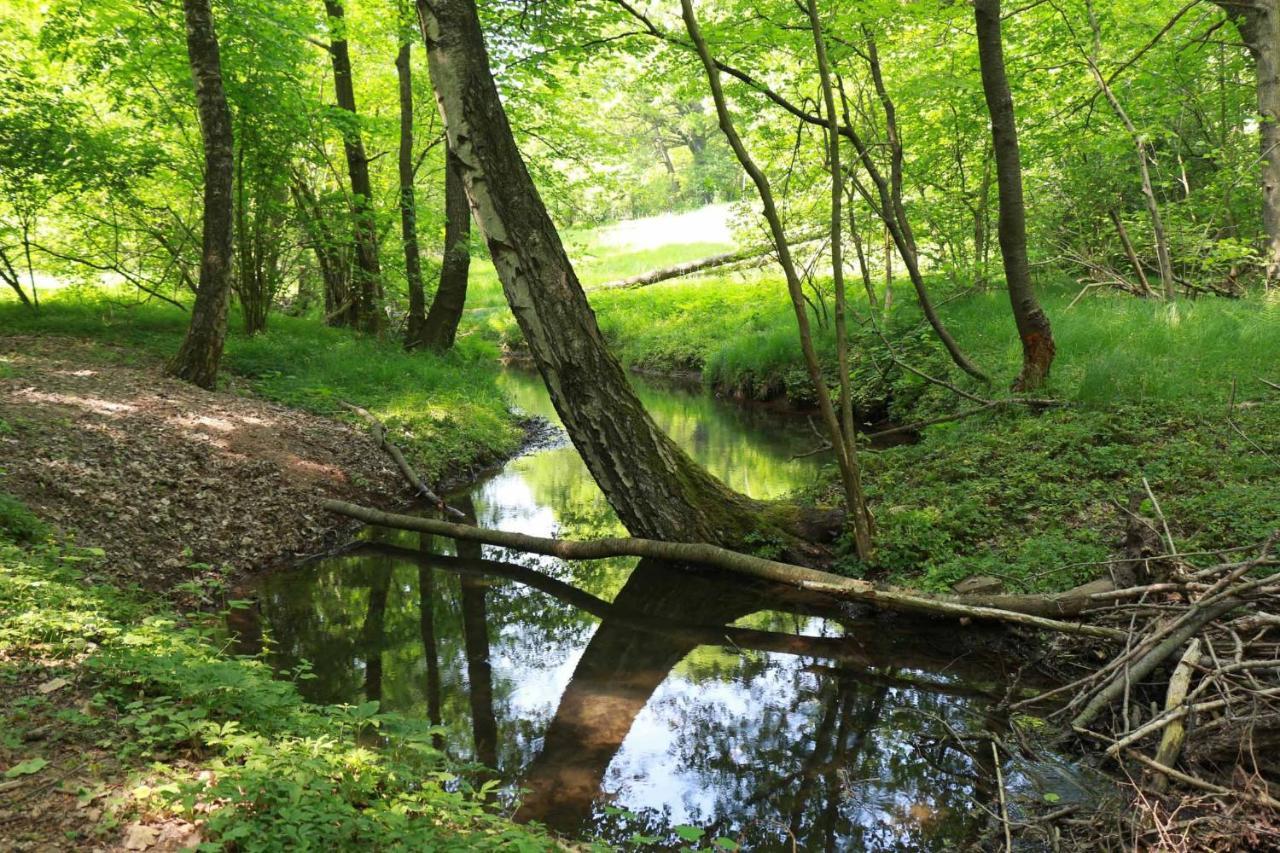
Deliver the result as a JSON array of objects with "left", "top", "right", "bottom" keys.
[
  {"left": 322, "top": 498, "right": 1125, "bottom": 638},
  {"left": 340, "top": 403, "right": 466, "bottom": 520},
  {"left": 1072, "top": 597, "right": 1242, "bottom": 729},
  {"left": 591, "top": 233, "right": 825, "bottom": 290}
]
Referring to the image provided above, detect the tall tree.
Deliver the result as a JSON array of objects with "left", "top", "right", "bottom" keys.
[
  {"left": 169, "top": 0, "right": 235, "bottom": 390},
  {"left": 416, "top": 149, "right": 471, "bottom": 351},
  {"left": 1213, "top": 0, "right": 1280, "bottom": 285},
  {"left": 415, "top": 0, "right": 831, "bottom": 553},
  {"left": 973, "top": 0, "right": 1055, "bottom": 390},
  {"left": 323, "top": 0, "right": 383, "bottom": 333},
  {"left": 397, "top": 36, "right": 429, "bottom": 349}
]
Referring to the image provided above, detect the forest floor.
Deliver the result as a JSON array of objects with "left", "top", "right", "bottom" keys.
[
  {"left": 0, "top": 334, "right": 405, "bottom": 593},
  {"left": 0, "top": 331, "right": 551, "bottom": 851}
]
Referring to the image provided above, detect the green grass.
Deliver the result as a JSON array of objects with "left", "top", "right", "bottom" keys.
[
  {"left": 469, "top": 257, "right": 1280, "bottom": 594},
  {"left": 0, "top": 515, "right": 557, "bottom": 850},
  {"left": 0, "top": 293, "right": 523, "bottom": 481}
]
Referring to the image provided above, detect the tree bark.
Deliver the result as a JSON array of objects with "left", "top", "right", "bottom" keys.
[
  {"left": 169, "top": 0, "right": 235, "bottom": 390},
  {"left": 397, "top": 41, "right": 428, "bottom": 350},
  {"left": 417, "top": 149, "right": 470, "bottom": 351},
  {"left": 973, "top": 0, "right": 1056, "bottom": 391},
  {"left": 415, "top": 0, "right": 811, "bottom": 552},
  {"left": 806, "top": 0, "right": 873, "bottom": 558},
  {"left": 324, "top": 499, "right": 1129, "bottom": 639},
  {"left": 1214, "top": 0, "right": 1280, "bottom": 285},
  {"left": 323, "top": 0, "right": 383, "bottom": 334}
]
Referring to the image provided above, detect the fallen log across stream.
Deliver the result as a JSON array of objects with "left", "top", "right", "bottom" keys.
[{"left": 322, "top": 498, "right": 1125, "bottom": 638}]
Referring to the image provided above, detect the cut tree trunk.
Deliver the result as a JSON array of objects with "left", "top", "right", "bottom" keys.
[
  {"left": 397, "top": 41, "right": 428, "bottom": 350},
  {"left": 417, "top": 148, "right": 470, "bottom": 351},
  {"left": 1214, "top": 0, "right": 1280, "bottom": 285},
  {"left": 169, "top": 0, "right": 235, "bottom": 390},
  {"left": 323, "top": 0, "right": 383, "bottom": 334},
  {"left": 416, "top": 0, "right": 815, "bottom": 552},
  {"left": 974, "top": 0, "right": 1055, "bottom": 391}
]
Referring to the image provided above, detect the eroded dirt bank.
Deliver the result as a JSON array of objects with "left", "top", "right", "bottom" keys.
[{"left": 0, "top": 336, "right": 406, "bottom": 592}]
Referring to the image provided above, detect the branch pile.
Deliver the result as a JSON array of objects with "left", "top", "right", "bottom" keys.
[{"left": 1023, "top": 533, "right": 1280, "bottom": 847}]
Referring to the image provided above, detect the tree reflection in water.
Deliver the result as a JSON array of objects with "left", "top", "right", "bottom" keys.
[
  {"left": 239, "top": 546, "right": 1035, "bottom": 850},
  {"left": 230, "top": 370, "right": 1062, "bottom": 851}
]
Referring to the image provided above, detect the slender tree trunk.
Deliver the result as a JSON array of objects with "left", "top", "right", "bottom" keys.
[
  {"left": 1084, "top": 1, "right": 1176, "bottom": 300},
  {"left": 679, "top": 0, "right": 866, "bottom": 556},
  {"left": 418, "top": 149, "right": 470, "bottom": 351},
  {"left": 397, "top": 41, "right": 428, "bottom": 349},
  {"left": 807, "top": 0, "right": 872, "bottom": 559},
  {"left": 416, "top": 0, "right": 824, "bottom": 554},
  {"left": 883, "top": 224, "right": 893, "bottom": 316},
  {"left": 1214, "top": 0, "right": 1280, "bottom": 286},
  {"left": 169, "top": 0, "right": 235, "bottom": 390},
  {"left": 323, "top": 0, "right": 383, "bottom": 333},
  {"left": 1109, "top": 209, "right": 1155, "bottom": 296},
  {"left": 858, "top": 32, "right": 986, "bottom": 382},
  {"left": 974, "top": 0, "right": 1055, "bottom": 391},
  {"left": 0, "top": 247, "right": 33, "bottom": 307}
]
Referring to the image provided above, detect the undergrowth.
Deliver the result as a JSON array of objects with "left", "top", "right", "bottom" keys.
[{"left": 0, "top": 519, "right": 558, "bottom": 850}]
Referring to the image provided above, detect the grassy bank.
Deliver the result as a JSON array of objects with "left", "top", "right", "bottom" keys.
[
  {"left": 0, "top": 510, "right": 555, "bottom": 849},
  {"left": 0, "top": 294, "right": 522, "bottom": 483},
  {"left": 465, "top": 245, "right": 1279, "bottom": 593}
]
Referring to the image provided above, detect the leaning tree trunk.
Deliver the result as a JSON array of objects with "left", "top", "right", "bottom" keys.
[
  {"left": 1214, "top": 0, "right": 1280, "bottom": 285},
  {"left": 169, "top": 0, "right": 235, "bottom": 390},
  {"left": 417, "top": 149, "right": 471, "bottom": 351},
  {"left": 323, "top": 0, "right": 383, "bottom": 334},
  {"left": 397, "top": 41, "right": 429, "bottom": 349},
  {"left": 974, "top": 0, "right": 1055, "bottom": 390},
  {"left": 415, "top": 0, "right": 816, "bottom": 551}
]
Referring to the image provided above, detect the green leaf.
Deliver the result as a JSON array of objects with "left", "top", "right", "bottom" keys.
[
  {"left": 673, "top": 825, "right": 704, "bottom": 841},
  {"left": 713, "top": 839, "right": 741, "bottom": 851},
  {"left": 5, "top": 757, "right": 49, "bottom": 778},
  {"left": 1042, "top": 791, "right": 1062, "bottom": 803}
]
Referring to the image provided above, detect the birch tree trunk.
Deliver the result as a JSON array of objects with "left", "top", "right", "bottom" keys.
[
  {"left": 415, "top": 0, "right": 821, "bottom": 552},
  {"left": 973, "top": 0, "right": 1056, "bottom": 390},
  {"left": 169, "top": 0, "right": 234, "bottom": 390}
]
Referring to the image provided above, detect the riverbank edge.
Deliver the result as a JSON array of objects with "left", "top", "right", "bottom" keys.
[{"left": 0, "top": 337, "right": 562, "bottom": 850}]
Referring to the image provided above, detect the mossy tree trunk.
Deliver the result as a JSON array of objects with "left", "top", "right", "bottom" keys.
[
  {"left": 415, "top": 0, "right": 814, "bottom": 551},
  {"left": 1214, "top": 0, "right": 1280, "bottom": 286},
  {"left": 169, "top": 0, "right": 234, "bottom": 390}
]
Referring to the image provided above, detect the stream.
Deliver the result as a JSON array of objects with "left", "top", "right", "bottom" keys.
[{"left": 231, "top": 370, "right": 1094, "bottom": 850}]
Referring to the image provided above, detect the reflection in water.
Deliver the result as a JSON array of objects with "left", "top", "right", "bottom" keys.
[{"left": 236, "top": 370, "right": 1079, "bottom": 850}]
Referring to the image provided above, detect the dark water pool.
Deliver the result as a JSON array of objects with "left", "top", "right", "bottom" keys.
[{"left": 230, "top": 371, "right": 1087, "bottom": 850}]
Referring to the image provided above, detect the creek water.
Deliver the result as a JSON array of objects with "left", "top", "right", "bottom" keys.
[{"left": 232, "top": 370, "right": 1089, "bottom": 850}]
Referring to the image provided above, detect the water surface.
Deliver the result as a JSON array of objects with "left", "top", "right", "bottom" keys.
[{"left": 235, "top": 370, "right": 1076, "bottom": 850}]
